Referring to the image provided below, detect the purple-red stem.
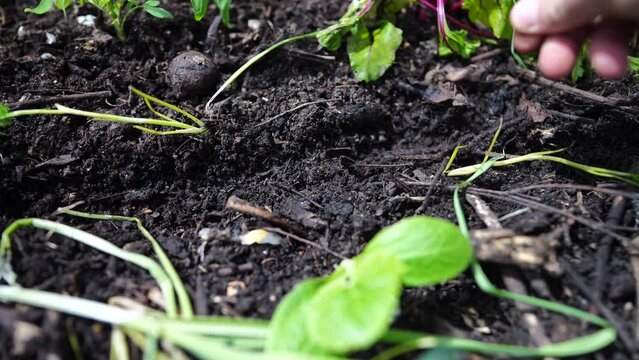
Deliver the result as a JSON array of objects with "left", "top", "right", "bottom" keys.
[
  {"left": 357, "top": 0, "right": 374, "bottom": 16},
  {"left": 419, "top": 0, "right": 497, "bottom": 39},
  {"left": 450, "top": 0, "right": 464, "bottom": 12}
]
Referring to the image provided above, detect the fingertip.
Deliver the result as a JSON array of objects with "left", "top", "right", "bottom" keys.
[
  {"left": 510, "top": 0, "right": 541, "bottom": 33},
  {"left": 538, "top": 35, "right": 581, "bottom": 80},
  {"left": 589, "top": 23, "right": 631, "bottom": 79},
  {"left": 513, "top": 33, "right": 543, "bottom": 53}
]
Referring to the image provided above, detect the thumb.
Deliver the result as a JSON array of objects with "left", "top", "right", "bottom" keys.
[{"left": 510, "top": 0, "right": 616, "bottom": 34}]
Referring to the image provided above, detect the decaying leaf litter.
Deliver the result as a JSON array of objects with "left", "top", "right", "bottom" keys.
[{"left": 1, "top": 0, "right": 639, "bottom": 359}]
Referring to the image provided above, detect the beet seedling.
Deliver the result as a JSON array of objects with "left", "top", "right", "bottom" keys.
[
  {"left": 190, "top": 0, "right": 233, "bottom": 27},
  {"left": 0, "top": 86, "right": 206, "bottom": 135},
  {"left": 267, "top": 216, "right": 474, "bottom": 355},
  {"left": 25, "top": 0, "right": 173, "bottom": 41}
]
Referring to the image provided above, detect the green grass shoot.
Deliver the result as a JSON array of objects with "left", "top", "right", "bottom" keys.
[{"left": 0, "top": 87, "right": 206, "bottom": 135}]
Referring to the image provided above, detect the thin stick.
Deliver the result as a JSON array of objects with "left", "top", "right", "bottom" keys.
[
  {"left": 416, "top": 158, "right": 448, "bottom": 214},
  {"left": 627, "top": 237, "right": 639, "bottom": 343},
  {"left": 7, "top": 91, "right": 112, "bottom": 110},
  {"left": 505, "top": 183, "right": 637, "bottom": 198},
  {"left": 253, "top": 100, "right": 337, "bottom": 128},
  {"left": 262, "top": 227, "right": 345, "bottom": 260},
  {"left": 560, "top": 257, "right": 638, "bottom": 353},
  {"left": 467, "top": 188, "right": 632, "bottom": 245},
  {"left": 225, "top": 195, "right": 304, "bottom": 234},
  {"left": 594, "top": 196, "right": 627, "bottom": 297}
]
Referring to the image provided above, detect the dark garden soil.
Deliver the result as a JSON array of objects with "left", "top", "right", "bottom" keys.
[{"left": 1, "top": 0, "right": 638, "bottom": 359}]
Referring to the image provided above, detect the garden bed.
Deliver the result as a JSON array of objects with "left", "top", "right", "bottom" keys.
[{"left": 1, "top": 0, "right": 638, "bottom": 359}]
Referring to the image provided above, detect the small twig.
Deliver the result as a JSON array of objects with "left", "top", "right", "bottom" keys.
[
  {"left": 518, "top": 69, "right": 638, "bottom": 114},
  {"left": 470, "top": 48, "right": 503, "bottom": 63},
  {"left": 466, "top": 193, "right": 554, "bottom": 349},
  {"left": 548, "top": 109, "right": 596, "bottom": 123},
  {"left": 468, "top": 188, "right": 632, "bottom": 245},
  {"left": 253, "top": 99, "right": 337, "bottom": 128},
  {"left": 285, "top": 48, "right": 336, "bottom": 62},
  {"left": 272, "top": 182, "right": 323, "bottom": 209},
  {"left": 263, "top": 227, "right": 345, "bottom": 260},
  {"left": 7, "top": 90, "right": 112, "bottom": 110},
  {"left": 416, "top": 157, "right": 448, "bottom": 214},
  {"left": 518, "top": 69, "right": 618, "bottom": 106},
  {"left": 505, "top": 183, "right": 637, "bottom": 198},
  {"left": 226, "top": 195, "right": 304, "bottom": 234},
  {"left": 594, "top": 196, "right": 627, "bottom": 297},
  {"left": 356, "top": 163, "right": 414, "bottom": 168},
  {"left": 627, "top": 237, "right": 639, "bottom": 343},
  {"left": 560, "top": 257, "right": 639, "bottom": 353}
]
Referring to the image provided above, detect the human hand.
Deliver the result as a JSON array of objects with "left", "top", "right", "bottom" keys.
[{"left": 510, "top": 0, "right": 639, "bottom": 79}]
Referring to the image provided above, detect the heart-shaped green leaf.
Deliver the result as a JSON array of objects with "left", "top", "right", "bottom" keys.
[
  {"left": 267, "top": 278, "right": 331, "bottom": 354},
  {"left": 363, "top": 216, "right": 472, "bottom": 287},
  {"left": 307, "top": 251, "right": 404, "bottom": 353}
]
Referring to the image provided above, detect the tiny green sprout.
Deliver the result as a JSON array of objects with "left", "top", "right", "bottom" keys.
[
  {"left": 190, "top": 0, "right": 233, "bottom": 26},
  {"left": 0, "top": 86, "right": 206, "bottom": 136},
  {"left": 25, "top": 0, "right": 174, "bottom": 41}
]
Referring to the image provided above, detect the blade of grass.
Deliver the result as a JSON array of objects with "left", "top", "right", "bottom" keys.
[
  {"left": 58, "top": 209, "right": 194, "bottom": 319},
  {"left": 482, "top": 117, "right": 503, "bottom": 164},
  {"left": 447, "top": 149, "right": 639, "bottom": 188},
  {"left": 129, "top": 86, "right": 205, "bottom": 128},
  {"left": 1, "top": 219, "right": 179, "bottom": 317},
  {"left": 206, "top": 32, "right": 319, "bottom": 108},
  {"left": 0, "top": 285, "right": 144, "bottom": 324},
  {"left": 443, "top": 145, "right": 466, "bottom": 173}
]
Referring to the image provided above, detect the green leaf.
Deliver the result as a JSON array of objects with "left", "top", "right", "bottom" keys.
[
  {"left": 439, "top": 29, "right": 481, "bottom": 58},
  {"left": 144, "top": 0, "right": 160, "bottom": 7},
  {"left": 25, "top": 0, "right": 54, "bottom": 14},
  {"left": 0, "top": 104, "right": 12, "bottom": 128},
  {"left": 462, "top": 0, "right": 514, "bottom": 39},
  {"left": 318, "top": 30, "right": 346, "bottom": 52},
  {"left": 214, "top": 0, "right": 233, "bottom": 27},
  {"left": 267, "top": 278, "right": 331, "bottom": 354},
  {"left": 362, "top": 216, "right": 473, "bottom": 287},
  {"left": 629, "top": 56, "right": 639, "bottom": 82},
  {"left": 630, "top": 56, "right": 639, "bottom": 72},
  {"left": 347, "top": 21, "right": 403, "bottom": 83},
  {"left": 380, "top": 0, "right": 412, "bottom": 19},
  {"left": 144, "top": 4, "right": 173, "bottom": 19},
  {"left": 307, "top": 251, "right": 404, "bottom": 353},
  {"left": 190, "top": 0, "right": 209, "bottom": 21},
  {"left": 55, "top": 0, "right": 73, "bottom": 12},
  {"left": 571, "top": 43, "right": 589, "bottom": 82}
]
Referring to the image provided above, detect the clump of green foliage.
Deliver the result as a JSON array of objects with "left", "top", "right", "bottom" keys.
[
  {"left": 25, "top": 0, "right": 173, "bottom": 41},
  {"left": 267, "top": 216, "right": 473, "bottom": 355}
]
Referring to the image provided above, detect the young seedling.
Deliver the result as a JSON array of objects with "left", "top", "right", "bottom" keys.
[
  {"left": 25, "top": 0, "right": 173, "bottom": 41},
  {"left": 206, "top": 0, "right": 407, "bottom": 108},
  {"left": 0, "top": 210, "right": 617, "bottom": 359},
  {"left": 0, "top": 86, "right": 206, "bottom": 136},
  {"left": 190, "top": 0, "right": 233, "bottom": 27}
]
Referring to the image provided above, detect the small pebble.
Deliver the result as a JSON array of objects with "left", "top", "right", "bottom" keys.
[
  {"left": 167, "top": 51, "right": 218, "bottom": 98},
  {"left": 77, "top": 15, "right": 96, "bottom": 27},
  {"left": 40, "top": 53, "right": 56, "bottom": 60}
]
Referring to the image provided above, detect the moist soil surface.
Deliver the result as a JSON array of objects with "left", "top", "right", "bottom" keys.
[{"left": 1, "top": 1, "right": 638, "bottom": 359}]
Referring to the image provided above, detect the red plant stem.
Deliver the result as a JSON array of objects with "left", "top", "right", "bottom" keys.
[
  {"left": 436, "top": 0, "right": 453, "bottom": 50},
  {"left": 419, "top": 0, "right": 497, "bottom": 39},
  {"left": 358, "top": 0, "right": 374, "bottom": 16},
  {"left": 450, "top": 0, "right": 464, "bottom": 11}
]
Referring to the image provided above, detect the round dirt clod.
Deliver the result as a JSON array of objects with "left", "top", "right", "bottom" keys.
[{"left": 167, "top": 51, "right": 218, "bottom": 98}]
